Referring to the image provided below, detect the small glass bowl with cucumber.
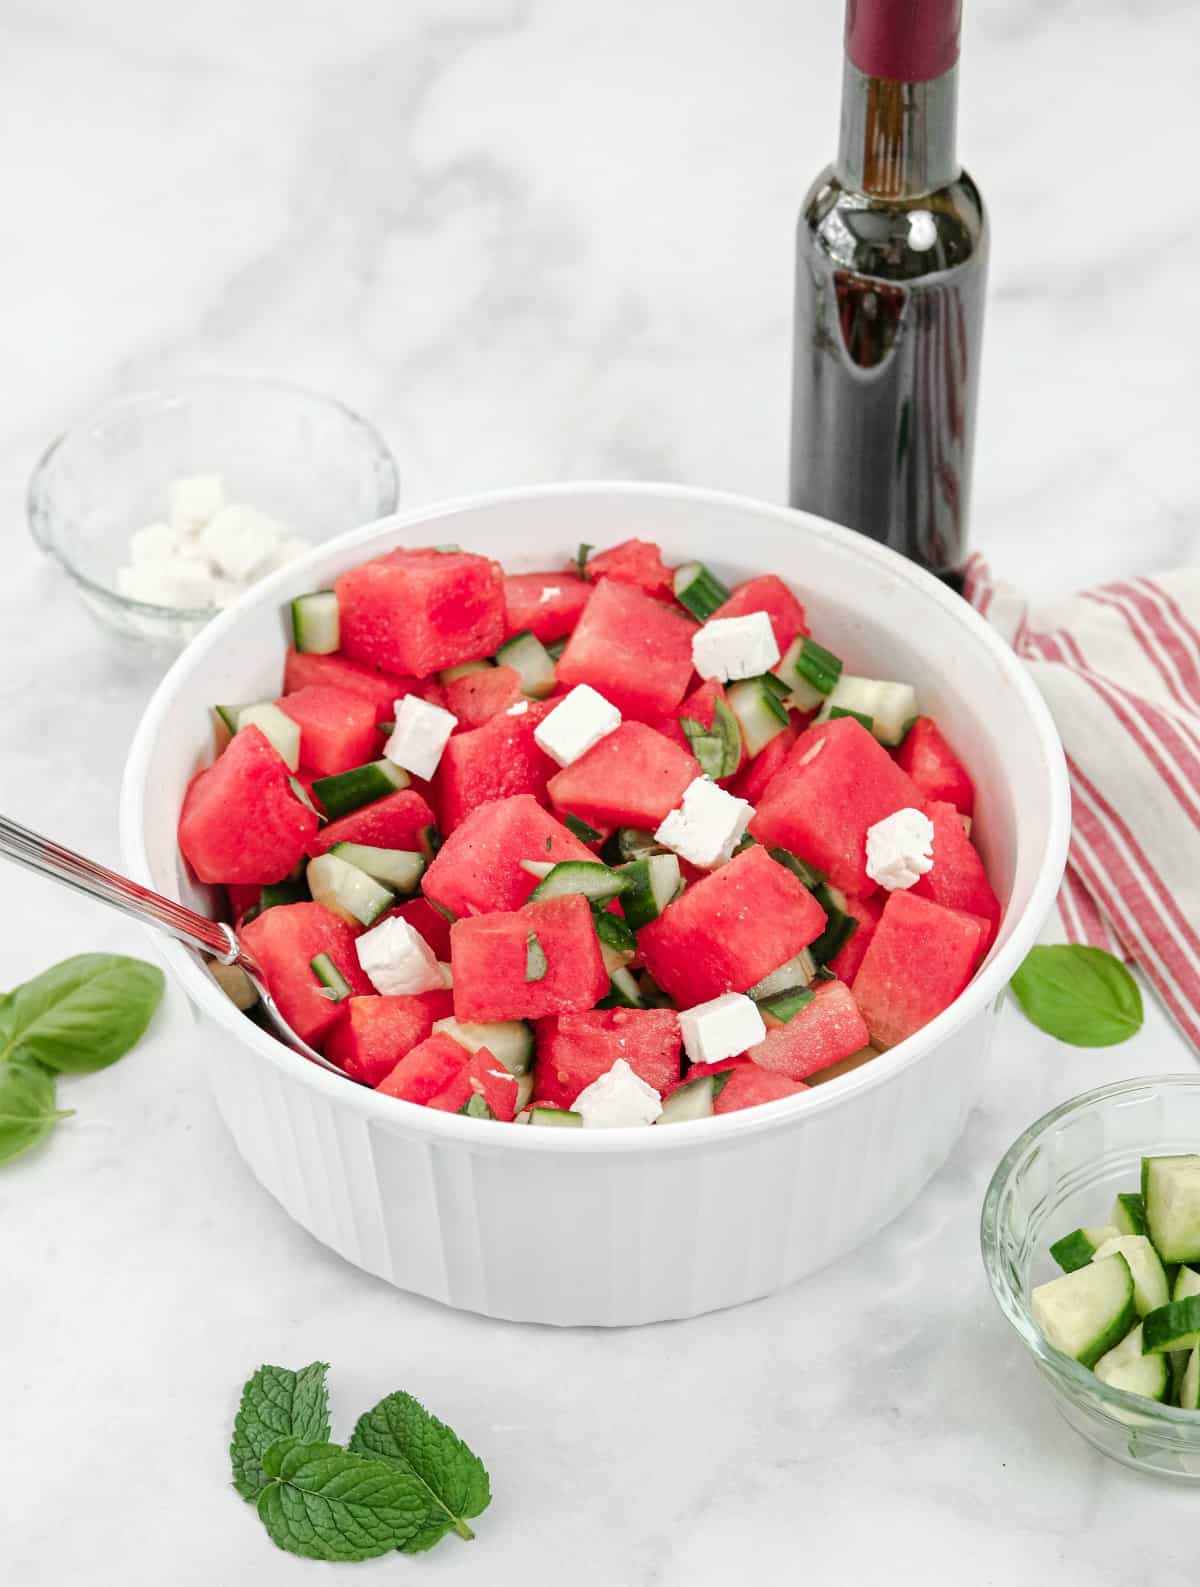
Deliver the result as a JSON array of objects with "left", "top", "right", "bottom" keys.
[{"left": 982, "top": 1075, "right": 1200, "bottom": 1480}]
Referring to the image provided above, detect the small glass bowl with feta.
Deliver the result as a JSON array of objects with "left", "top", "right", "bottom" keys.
[
  {"left": 982, "top": 1074, "right": 1200, "bottom": 1480},
  {"left": 27, "top": 376, "right": 398, "bottom": 649}
]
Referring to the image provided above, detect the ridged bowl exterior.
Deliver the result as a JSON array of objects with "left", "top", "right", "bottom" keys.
[{"left": 121, "top": 483, "right": 1070, "bottom": 1326}]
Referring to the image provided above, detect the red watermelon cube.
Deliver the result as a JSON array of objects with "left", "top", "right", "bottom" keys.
[
  {"left": 639, "top": 845, "right": 828, "bottom": 1008},
  {"left": 276, "top": 685, "right": 379, "bottom": 777},
  {"left": 467, "top": 1046, "right": 521, "bottom": 1121},
  {"left": 225, "top": 882, "right": 261, "bottom": 923},
  {"left": 851, "top": 891, "right": 989, "bottom": 1049},
  {"left": 443, "top": 665, "right": 524, "bottom": 729},
  {"left": 681, "top": 1059, "right": 809, "bottom": 1113},
  {"left": 746, "top": 980, "right": 870, "bottom": 1081},
  {"left": 534, "top": 1008, "right": 682, "bottom": 1108},
  {"left": 325, "top": 992, "right": 449, "bottom": 1086},
  {"left": 308, "top": 788, "right": 437, "bottom": 858},
  {"left": 729, "top": 722, "right": 799, "bottom": 805},
  {"left": 827, "top": 891, "right": 883, "bottom": 983},
  {"left": 422, "top": 794, "right": 595, "bottom": 918},
  {"left": 556, "top": 578, "right": 695, "bottom": 720},
  {"left": 435, "top": 701, "right": 558, "bottom": 833},
  {"left": 585, "top": 539, "right": 674, "bottom": 599},
  {"left": 894, "top": 717, "right": 975, "bottom": 816},
  {"left": 426, "top": 1065, "right": 475, "bottom": 1112},
  {"left": 282, "top": 648, "right": 421, "bottom": 723},
  {"left": 503, "top": 572, "right": 592, "bottom": 642},
  {"left": 385, "top": 897, "right": 453, "bottom": 960},
  {"left": 336, "top": 547, "right": 506, "bottom": 677},
  {"left": 750, "top": 717, "right": 923, "bottom": 896},
  {"left": 911, "top": 800, "right": 1001, "bottom": 942},
  {"left": 711, "top": 575, "right": 808, "bottom": 654},
  {"left": 547, "top": 722, "right": 699, "bottom": 831},
  {"left": 179, "top": 726, "right": 317, "bottom": 885},
  {"left": 239, "top": 901, "right": 375, "bottom": 1047},
  {"left": 450, "top": 894, "right": 608, "bottom": 1021},
  {"left": 376, "top": 1031, "right": 469, "bottom": 1104}
]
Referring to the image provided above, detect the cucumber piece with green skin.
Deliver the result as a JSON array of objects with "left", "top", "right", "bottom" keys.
[
  {"left": 597, "top": 967, "right": 646, "bottom": 1009},
  {"left": 772, "top": 636, "right": 824, "bottom": 712},
  {"left": 1142, "top": 1155, "right": 1200, "bottom": 1264},
  {"left": 673, "top": 561, "right": 730, "bottom": 621},
  {"left": 459, "top": 1093, "right": 494, "bottom": 1119},
  {"left": 1049, "top": 1224, "right": 1121, "bottom": 1275},
  {"left": 564, "top": 812, "right": 602, "bottom": 844},
  {"left": 757, "top": 986, "right": 815, "bottom": 1025},
  {"left": 1092, "top": 1235, "right": 1170, "bottom": 1316},
  {"left": 1031, "top": 1253, "right": 1137, "bottom": 1368},
  {"left": 1112, "top": 1192, "right": 1148, "bottom": 1238},
  {"left": 438, "top": 659, "right": 492, "bottom": 684},
  {"left": 658, "top": 1074, "right": 716, "bottom": 1124},
  {"left": 1093, "top": 1325, "right": 1170, "bottom": 1402},
  {"left": 290, "top": 590, "right": 340, "bottom": 655},
  {"left": 214, "top": 703, "right": 246, "bottom": 734},
  {"left": 235, "top": 702, "right": 302, "bottom": 770},
  {"left": 529, "top": 861, "right": 631, "bottom": 905},
  {"left": 1141, "top": 1294, "right": 1200, "bottom": 1354},
  {"left": 636, "top": 971, "right": 675, "bottom": 1009},
  {"left": 1180, "top": 1347, "right": 1200, "bottom": 1409},
  {"left": 311, "top": 759, "right": 410, "bottom": 821},
  {"left": 594, "top": 912, "right": 636, "bottom": 972},
  {"left": 529, "top": 1106, "right": 583, "bottom": 1128},
  {"left": 749, "top": 950, "right": 817, "bottom": 1001},
  {"left": 545, "top": 638, "right": 568, "bottom": 663},
  {"left": 432, "top": 1017, "right": 534, "bottom": 1076},
  {"left": 767, "top": 847, "right": 825, "bottom": 888},
  {"left": 1174, "top": 1265, "right": 1200, "bottom": 1302},
  {"left": 808, "top": 882, "right": 858, "bottom": 966},
  {"left": 310, "top": 952, "right": 353, "bottom": 1002},
  {"left": 328, "top": 842, "right": 425, "bottom": 894},
  {"left": 816, "top": 676, "right": 918, "bottom": 747},
  {"left": 618, "top": 853, "right": 682, "bottom": 930},
  {"left": 306, "top": 853, "right": 394, "bottom": 928},
  {"left": 726, "top": 674, "right": 791, "bottom": 756},
  {"left": 494, "top": 630, "right": 556, "bottom": 698}
]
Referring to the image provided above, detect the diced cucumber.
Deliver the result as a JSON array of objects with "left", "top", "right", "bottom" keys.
[
  {"left": 529, "top": 861, "right": 631, "bottom": 905},
  {"left": 519, "top": 860, "right": 555, "bottom": 880},
  {"left": 1174, "top": 1265, "right": 1200, "bottom": 1303},
  {"left": 494, "top": 630, "right": 556, "bottom": 699},
  {"left": 529, "top": 1106, "right": 582, "bottom": 1128},
  {"left": 438, "top": 659, "right": 492, "bottom": 684},
  {"left": 545, "top": 638, "right": 568, "bottom": 663},
  {"left": 726, "top": 674, "right": 791, "bottom": 756},
  {"left": 306, "top": 853, "right": 394, "bottom": 928},
  {"left": 234, "top": 702, "right": 301, "bottom": 770},
  {"left": 311, "top": 759, "right": 410, "bottom": 821},
  {"left": 748, "top": 950, "right": 817, "bottom": 1001},
  {"left": 816, "top": 677, "right": 918, "bottom": 747},
  {"left": 310, "top": 952, "right": 353, "bottom": 1002},
  {"left": 1181, "top": 1346, "right": 1200, "bottom": 1410},
  {"left": 767, "top": 847, "right": 825, "bottom": 888},
  {"left": 658, "top": 1074, "right": 715, "bottom": 1124},
  {"left": 1049, "top": 1224, "right": 1121, "bottom": 1274},
  {"left": 1093, "top": 1325, "right": 1170, "bottom": 1402},
  {"left": 208, "top": 959, "right": 259, "bottom": 1011},
  {"left": 1141, "top": 1294, "right": 1200, "bottom": 1354},
  {"left": 214, "top": 703, "right": 246, "bottom": 734},
  {"left": 514, "top": 1072, "right": 534, "bottom": 1114},
  {"left": 1092, "top": 1235, "right": 1170, "bottom": 1317},
  {"left": 1112, "top": 1192, "right": 1148, "bottom": 1238},
  {"left": 432, "top": 1017, "right": 534, "bottom": 1076},
  {"left": 679, "top": 697, "right": 742, "bottom": 780},
  {"left": 673, "top": 561, "right": 731, "bottom": 621},
  {"left": 618, "top": 853, "right": 682, "bottom": 930},
  {"left": 793, "top": 635, "right": 843, "bottom": 697},
  {"left": 772, "top": 636, "right": 824, "bottom": 712},
  {"left": 564, "top": 812, "right": 602, "bottom": 844},
  {"left": 287, "top": 777, "right": 323, "bottom": 823},
  {"left": 1143, "top": 1155, "right": 1200, "bottom": 1264},
  {"left": 328, "top": 842, "right": 425, "bottom": 894},
  {"left": 594, "top": 911, "right": 637, "bottom": 973},
  {"left": 757, "top": 986, "right": 814, "bottom": 1025},
  {"left": 636, "top": 971, "right": 675, "bottom": 1009},
  {"left": 599, "top": 967, "right": 645, "bottom": 1009},
  {"left": 459, "top": 1093, "right": 494, "bottom": 1119},
  {"left": 290, "top": 590, "right": 340, "bottom": 655},
  {"left": 1031, "top": 1252, "right": 1137, "bottom": 1367},
  {"left": 240, "top": 873, "right": 310, "bottom": 925},
  {"left": 808, "top": 882, "right": 858, "bottom": 966}
]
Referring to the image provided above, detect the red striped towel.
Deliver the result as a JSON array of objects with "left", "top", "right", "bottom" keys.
[{"left": 964, "top": 553, "right": 1200, "bottom": 1047}]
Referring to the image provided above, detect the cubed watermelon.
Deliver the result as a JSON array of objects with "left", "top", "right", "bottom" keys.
[
  {"left": 827, "top": 891, "right": 883, "bottom": 983},
  {"left": 585, "top": 538, "right": 674, "bottom": 599},
  {"left": 423, "top": 794, "right": 595, "bottom": 918},
  {"left": 894, "top": 717, "right": 975, "bottom": 816},
  {"left": 681, "top": 1059, "right": 809, "bottom": 1113},
  {"left": 308, "top": 788, "right": 437, "bottom": 858},
  {"left": 276, "top": 685, "right": 379, "bottom": 777},
  {"left": 750, "top": 717, "right": 923, "bottom": 896},
  {"left": 325, "top": 992, "right": 447, "bottom": 1085},
  {"left": 283, "top": 648, "right": 421, "bottom": 722},
  {"left": 850, "top": 891, "right": 989, "bottom": 1049},
  {"left": 426, "top": 1065, "right": 475, "bottom": 1112},
  {"left": 225, "top": 882, "right": 261, "bottom": 922},
  {"left": 728, "top": 722, "right": 798, "bottom": 805},
  {"left": 450, "top": 893, "right": 608, "bottom": 1021},
  {"left": 376, "top": 1030, "right": 469, "bottom": 1104},
  {"left": 443, "top": 666, "right": 524, "bottom": 728},
  {"left": 546, "top": 722, "right": 699, "bottom": 830},
  {"left": 435, "top": 702, "right": 557, "bottom": 833},
  {"left": 534, "top": 1008, "right": 682, "bottom": 1108},
  {"left": 467, "top": 1046, "right": 520, "bottom": 1121},
  {"left": 639, "top": 845, "right": 828, "bottom": 1008},
  {"left": 503, "top": 572, "right": 592, "bottom": 642},
  {"left": 179, "top": 726, "right": 317, "bottom": 884},
  {"left": 746, "top": 980, "right": 870, "bottom": 1081},
  {"left": 385, "top": 896, "right": 453, "bottom": 960},
  {"left": 710, "top": 575, "right": 808, "bottom": 654},
  {"left": 911, "top": 801, "right": 1001, "bottom": 942},
  {"left": 556, "top": 578, "right": 695, "bottom": 719},
  {"left": 239, "top": 901, "right": 375, "bottom": 1047},
  {"left": 336, "top": 547, "right": 506, "bottom": 677}
]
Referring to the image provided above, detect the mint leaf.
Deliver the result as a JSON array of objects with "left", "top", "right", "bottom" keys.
[
  {"left": 348, "top": 1390, "right": 491, "bottom": 1548},
  {"left": 0, "top": 1056, "right": 72, "bottom": 1165},
  {"left": 1010, "top": 945, "right": 1143, "bottom": 1046},
  {"left": 230, "top": 1362, "right": 331, "bottom": 1501},
  {"left": 0, "top": 953, "right": 164, "bottom": 1073},
  {"left": 256, "top": 1439, "right": 432, "bottom": 1561}
]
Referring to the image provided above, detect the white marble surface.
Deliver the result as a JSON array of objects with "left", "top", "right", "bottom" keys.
[{"left": 3, "top": 0, "right": 1200, "bottom": 1581}]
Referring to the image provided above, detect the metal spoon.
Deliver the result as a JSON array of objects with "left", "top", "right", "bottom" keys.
[{"left": 0, "top": 814, "right": 347, "bottom": 1078}]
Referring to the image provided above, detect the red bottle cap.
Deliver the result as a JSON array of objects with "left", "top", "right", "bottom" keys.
[{"left": 845, "top": 0, "right": 961, "bottom": 83}]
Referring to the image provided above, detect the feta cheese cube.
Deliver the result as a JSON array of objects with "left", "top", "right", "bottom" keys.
[
  {"left": 573, "top": 1058, "right": 663, "bottom": 1128},
  {"left": 384, "top": 693, "right": 457, "bottom": 780},
  {"left": 865, "top": 806, "right": 935, "bottom": 891},
  {"left": 355, "top": 915, "right": 444, "bottom": 996},
  {"left": 266, "top": 535, "right": 313, "bottom": 573},
  {"left": 678, "top": 992, "right": 766, "bottom": 1065},
  {"left": 692, "top": 612, "right": 780, "bottom": 683},
  {"left": 117, "top": 558, "right": 219, "bottom": 609},
  {"left": 655, "top": 777, "right": 753, "bottom": 868},
  {"left": 505, "top": 700, "right": 530, "bottom": 716},
  {"left": 129, "top": 521, "right": 181, "bottom": 565},
  {"left": 533, "top": 684, "right": 621, "bottom": 768},
  {"left": 199, "top": 503, "right": 285, "bottom": 582},
  {"left": 168, "top": 473, "right": 226, "bottom": 536}
]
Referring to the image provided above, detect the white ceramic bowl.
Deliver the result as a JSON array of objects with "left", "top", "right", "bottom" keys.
[{"left": 120, "top": 483, "right": 1070, "bottom": 1326}]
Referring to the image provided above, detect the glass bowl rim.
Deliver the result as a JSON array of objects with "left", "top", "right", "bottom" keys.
[
  {"left": 981, "top": 1071, "right": 1200, "bottom": 1433},
  {"left": 25, "top": 373, "right": 400, "bottom": 621}
]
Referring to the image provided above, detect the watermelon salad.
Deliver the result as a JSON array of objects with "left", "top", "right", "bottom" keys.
[{"left": 178, "top": 537, "right": 1001, "bottom": 1128}]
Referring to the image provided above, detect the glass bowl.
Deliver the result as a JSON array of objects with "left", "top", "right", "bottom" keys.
[
  {"left": 982, "top": 1074, "right": 1200, "bottom": 1480},
  {"left": 27, "top": 376, "right": 399, "bottom": 650}
]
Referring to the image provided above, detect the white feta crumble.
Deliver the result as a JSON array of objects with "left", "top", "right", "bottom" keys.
[
  {"left": 355, "top": 915, "right": 444, "bottom": 996},
  {"left": 537, "top": 586, "right": 562, "bottom": 603},
  {"left": 865, "top": 806, "right": 935, "bottom": 891},
  {"left": 505, "top": 700, "right": 530, "bottom": 716},
  {"left": 678, "top": 991, "right": 766, "bottom": 1065},
  {"left": 199, "top": 503, "right": 285, "bottom": 582},
  {"left": 572, "top": 1058, "right": 663, "bottom": 1128},
  {"left": 128, "top": 521, "right": 180, "bottom": 565},
  {"left": 117, "top": 558, "right": 223, "bottom": 610},
  {"left": 385, "top": 694, "right": 457, "bottom": 780},
  {"left": 533, "top": 684, "right": 621, "bottom": 768},
  {"left": 692, "top": 611, "right": 780, "bottom": 683},
  {"left": 655, "top": 777, "right": 753, "bottom": 868},
  {"left": 168, "top": 473, "right": 226, "bottom": 535}
]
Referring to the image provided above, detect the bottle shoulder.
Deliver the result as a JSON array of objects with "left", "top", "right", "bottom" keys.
[{"left": 799, "top": 165, "right": 986, "bottom": 279}]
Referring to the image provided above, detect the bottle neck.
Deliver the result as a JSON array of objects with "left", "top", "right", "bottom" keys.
[{"left": 835, "top": 59, "right": 959, "bottom": 200}]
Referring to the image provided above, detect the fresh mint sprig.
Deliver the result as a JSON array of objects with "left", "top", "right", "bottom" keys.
[{"left": 230, "top": 1362, "right": 331, "bottom": 1501}]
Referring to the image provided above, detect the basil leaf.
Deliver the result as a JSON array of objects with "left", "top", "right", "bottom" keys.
[
  {"left": 230, "top": 1362, "right": 331, "bottom": 1502},
  {"left": 0, "top": 953, "right": 164, "bottom": 1073},
  {"left": 256, "top": 1439, "right": 433, "bottom": 1561},
  {"left": 0, "top": 1057, "right": 72, "bottom": 1165},
  {"left": 348, "top": 1390, "right": 491, "bottom": 1549},
  {"left": 1010, "top": 945, "right": 1143, "bottom": 1046}
]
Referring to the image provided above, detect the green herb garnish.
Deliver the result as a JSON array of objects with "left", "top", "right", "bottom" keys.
[{"left": 1010, "top": 945, "right": 1143, "bottom": 1046}]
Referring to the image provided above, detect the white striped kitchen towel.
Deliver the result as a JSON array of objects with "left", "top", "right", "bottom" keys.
[{"left": 964, "top": 554, "right": 1200, "bottom": 1048}]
